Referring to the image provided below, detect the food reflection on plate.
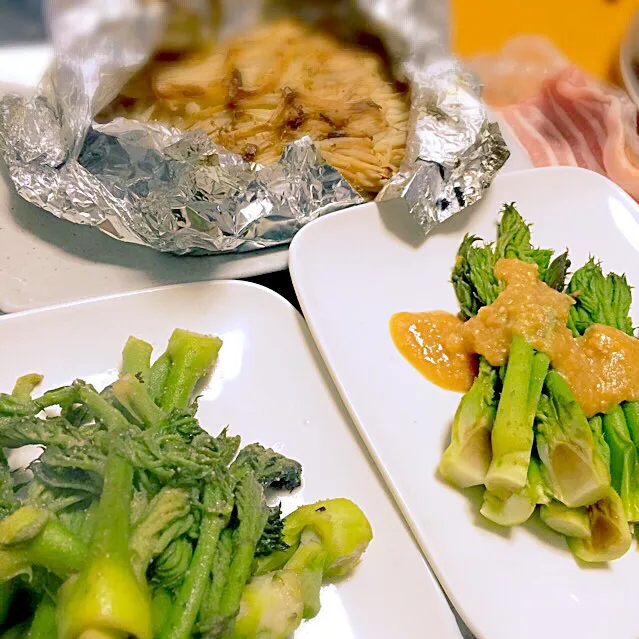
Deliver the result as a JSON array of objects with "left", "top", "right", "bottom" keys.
[{"left": 391, "top": 203, "right": 639, "bottom": 563}]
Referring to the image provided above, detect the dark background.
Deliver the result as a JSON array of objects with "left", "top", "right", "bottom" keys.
[{"left": 0, "top": 0, "right": 46, "bottom": 43}]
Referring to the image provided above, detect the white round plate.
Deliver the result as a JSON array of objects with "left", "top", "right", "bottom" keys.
[{"left": 0, "top": 44, "right": 531, "bottom": 313}]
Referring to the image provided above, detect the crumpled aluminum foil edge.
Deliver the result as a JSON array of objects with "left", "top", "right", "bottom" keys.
[{"left": 0, "top": 0, "right": 510, "bottom": 255}]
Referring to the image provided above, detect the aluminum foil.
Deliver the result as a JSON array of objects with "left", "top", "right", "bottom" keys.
[
  {"left": 0, "top": 0, "right": 510, "bottom": 255},
  {"left": 378, "top": 59, "right": 511, "bottom": 232}
]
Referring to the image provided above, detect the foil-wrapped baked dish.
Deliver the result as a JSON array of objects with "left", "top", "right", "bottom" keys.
[{"left": 0, "top": 0, "right": 510, "bottom": 256}]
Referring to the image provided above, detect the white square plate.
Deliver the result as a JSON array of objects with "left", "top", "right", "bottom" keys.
[
  {"left": 0, "top": 280, "right": 461, "bottom": 639},
  {"left": 289, "top": 167, "right": 639, "bottom": 639}
]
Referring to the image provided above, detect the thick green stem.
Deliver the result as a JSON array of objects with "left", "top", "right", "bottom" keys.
[
  {"left": 622, "top": 401, "right": 639, "bottom": 448},
  {"left": 198, "top": 529, "right": 233, "bottom": 630},
  {"left": 160, "top": 330, "right": 222, "bottom": 413},
  {"left": 112, "top": 375, "right": 165, "bottom": 429},
  {"left": 160, "top": 482, "right": 231, "bottom": 639},
  {"left": 439, "top": 358, "right": 497, "bottom": 488},
  {"left": 76, "top": 385, "right": 130, "bottom": 433},
  {"left": 149, "top": 354, "right": 171, "bottom": 406},
  {"left": 485, "top": 335, "right": 535, "bottom": 494},
  {"left": 589, "top": 415, "right": 611, "bottom": 466},
  {"left": 0, "top": 518, "right": 88, "bottom": 581},
  {"left": 284, "top": 530, "right": 327, "bottom": 619},
  {"left": 26, "top": 597, "right": 57, "bottom": 639},
  {"left": 217, "top": 474, "right": 268, "bottom": 629},
  {"left": 57, "top": 450, "right": 152, "bottom": 639},
  {"left": 11, "top": 375, "right": 43, "bottom": 401},
  {"left": 536, "top": 373, "right": 610, "bottom": 507},
  {"left": 121, "top": 337, "right": 153, "bottom": 385},
  {"left": 602, "top": 407, "right": 639, "bottom": 522},
  {"left": 0, "top": 386, "right": 76, "bottom": 417},
  {"left": 90, "top": 453, "right": 133, "bottom": 562},
  {"left": 527, "top": 352, "right": 550, "bottom": 425},
  {"left": 151, "top": 589, "right": 173, "bottom": 637},
  {"left": 23, "top": 518, "right": 88, "bottom": 577}
]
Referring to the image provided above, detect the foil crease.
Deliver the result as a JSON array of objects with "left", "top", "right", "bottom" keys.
[
  {"left": 0, "top": 0, "right": 510, "bottom": 255},
  {"left": 377, "top": 60, "right": 510, "bottom": 232}
]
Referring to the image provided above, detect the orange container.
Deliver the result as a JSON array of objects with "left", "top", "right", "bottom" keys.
[{"left": 452, "top": 0, "right": 638, "bottom": 82}]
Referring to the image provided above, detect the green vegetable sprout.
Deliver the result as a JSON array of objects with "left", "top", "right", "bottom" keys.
[
  {"left": 0, "top": 328, "right": 372, "bottom": 636},
  {"left": 441, "top": 203, "right": 639, "bottom": 563},
  {"left": 439, "top": 358, "right": 497, "bottom": 488}
]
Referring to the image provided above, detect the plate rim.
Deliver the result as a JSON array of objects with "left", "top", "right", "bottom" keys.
[{"left": 0, "top": 277, "right": 295, "bottom": 322}]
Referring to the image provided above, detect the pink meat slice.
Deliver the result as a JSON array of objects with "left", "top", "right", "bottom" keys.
[
  {"left": 468, "top": 35, "right": 569, "bottom": 106},
  {"left": 499, "top": 67, "right": 639, "bottom": 201}
]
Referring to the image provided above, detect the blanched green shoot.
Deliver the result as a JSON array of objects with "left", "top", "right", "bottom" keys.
[
  {"left": 439, "top": 358, "right": 497, "bottom": 488},
  {"left": 213, "top": 472, "right": 269, "bottom": 633},
  {"left": 197, "top": 529, "right": 233, "bottom": 634},
  {"left": 477, "top": 353, "right": 551, "bottom": 526},
  {"left": 566, "top": 258, "right": 634, "bottom": 337},
  {"left": 159, "top": 329, "right": 223, "bottom": 413},
  {"left": 284, "top": 529, "right": 326, "bottom": 619},
  {"left": 25, "top": 597, "right": 57, "bottom": 639},
  {"left": 485, "top": 335, "right": 535, "bottom": 494},
  {"left": 159, "top": 474, "right": 234, "bottom": 639},
  {"left": 254, "top": 497, "right": 373, "bottom": 618},
  {"left": 481, "top": 458, "right": 549, "bottom": 527},
  {"left": 122, "top": 336, "right": 153, "bottom": 385},
  {"left": 112, "top": 374, "right": 164, "bottom": 428},
  {"left": 0, "top": 509, "right": 87, "bottom": 581},
  {"left": 602, "top": 407, "right": 639, "bottom": 522},
  {"left": 152, "top": 536, "right": 193, "bottom": 591},
  {"left": 11, "top": 374, "right": 43, "bottom": 402},
  {"left": 452, "top": 203, "right": 570, "bottom": 319},
  {"left": 233, "top": 444, "right": 303, "bottom": 492},
  {"left": 149, "top": 354, "right": 172, "bottom": 405},
  {"left": 57, "top": 451, "right": 152, "bottom": 639},
  {"left": 536, "top": 372, "right": 610, "bottom": 508},
  {"left": 129, "top": 487, "right": 192, "bottom": 583},
  {"left": 566, "top": 487, "right": 631, "bottom": 562},
  {"left": 232, "top": 570, "right": 304, "bottom": 639},
  {"left": 540, "top": 501, "right": 590, "bottom": 539}
]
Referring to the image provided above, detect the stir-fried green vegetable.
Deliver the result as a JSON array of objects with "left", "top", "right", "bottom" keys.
[{"left": 0, "top": 329, "right": 372, "bottom": 636}]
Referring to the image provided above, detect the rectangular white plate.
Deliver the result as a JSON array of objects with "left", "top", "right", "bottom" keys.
[
  {"left": 0, "top": 280, "right": 461, "bottom": 639},
  {"left": 290, "top": 166, "right": 639, "bottom": 639}
]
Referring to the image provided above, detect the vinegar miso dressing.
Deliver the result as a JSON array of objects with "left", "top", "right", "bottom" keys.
[{"left": 391, "top": 258, "right": 639, "bottom": 417}]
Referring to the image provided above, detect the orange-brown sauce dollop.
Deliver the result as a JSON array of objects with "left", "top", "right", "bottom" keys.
[
  {"left": 391, "top": 258, "right": 639, "bottom": 416},
  {"left": 390, "top": 311, "right": 477, "bottom": 392}
]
